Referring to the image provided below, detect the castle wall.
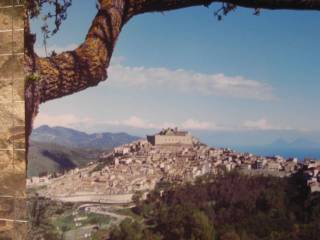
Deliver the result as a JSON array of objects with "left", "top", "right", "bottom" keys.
[
  {"left": 147, "top": 135, "right": 155, "bottom": 145},
  {"left": 154, "top": 135, "right": 192, "bottom": 145}
]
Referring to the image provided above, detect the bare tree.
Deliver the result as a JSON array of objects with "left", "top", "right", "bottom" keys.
[{"left": 24, "top": 0, "right": 320, "bottom": 140}]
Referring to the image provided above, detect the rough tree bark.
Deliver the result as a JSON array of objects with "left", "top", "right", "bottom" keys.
[{"left": 24, "top": 0, "right": 320, "bottom": 140}]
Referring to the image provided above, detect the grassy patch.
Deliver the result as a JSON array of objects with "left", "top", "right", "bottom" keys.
[
  {"left": 92, "top": 229, "right": 110, "bottom": 240},
  {"left": 82, "top": 213, "right": 111, "bottom": 227},
  {"left": 114, "top": 208, "right": 143, "bottom": 222},
  {"left": 52, "top": 211, "right": 75, "bottom": 232}
]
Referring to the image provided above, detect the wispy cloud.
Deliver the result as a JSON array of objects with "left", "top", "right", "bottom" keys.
[
  {"left": 243, "top": 118, "right": 273, "bottom": 130},
  {"left": 110, "top": 56, "right": 127, "bottom": 65},
  {"left": 34, "top": 45, "right": 276, "bottom": 101},
  {"left": 108, "top": 64, "right": 276, "bottom": 101},
  {"left": 34, "top": 113, "right": 93, "bottom": 128},
  {"left": 242, "top": 118, "right": 292, "bottom": 131},
  {"left": 34, "top": 113, "right": 217, "bottom": 131},
  {"left": 35, "top": 113, "right": 296, "bottom": 133},
  {"left": 181, "top": 119, "right": 216, "bottom": 130}
]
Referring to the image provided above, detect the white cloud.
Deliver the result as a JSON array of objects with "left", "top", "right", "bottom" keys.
[
  {"left": 34, "top": 113, "right": 93, "bottom": 128},
  {"left": 122, "top": 116, "right": 147, "bottom": 128},
  {"left": 242, "top": 118, "right": 292, "bottom": 131},
  {"left": 35, "top": 43, "right": 78, "bottom": 57},
  {"left": 181, "top": 119, "right": 215, "bottom": 130},
  {"left": 34, "top": 113, "right": 215, "bottom": 131},
  {"left": 243, "top": 118, "right": 273, "bottom": 130},
  {"left": 110, "top": 56, "right": 127, "bottom": 65},
  {"left": 104, "top": 116, "right": 175, "bottom": 130},
  {"left": 35, "top": 113, "right": 297, "bottom": 133},
  {"left": 108, "top": 64, "right": 276, "bottom": 101},
  {"left": 104, "top": 116, "right": 218, "bottom": 130},
  {"left": 34, "top": 44, "right": 275, "bottom": 101}
]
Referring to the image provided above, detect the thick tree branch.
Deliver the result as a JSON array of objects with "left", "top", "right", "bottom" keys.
[
  {"left": 129, "top": 0, "right": 320, "bottom": 16},
  {"left": 33, "top": 0, "right": 126, "bottom": 104}
]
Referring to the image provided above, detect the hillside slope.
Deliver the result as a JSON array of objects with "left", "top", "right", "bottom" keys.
[
  {"left": 28, "top": 126, "right": 140, "bottom": 177},
  {"left": 27, "top": 141, "right": 104, "bottom": 177},
  {"left": 31, "top": 125, "right": 140, "bottom": 149}
]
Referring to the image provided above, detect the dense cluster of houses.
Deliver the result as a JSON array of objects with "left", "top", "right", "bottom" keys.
[
  {"left": 28, "top": 131, "right": 320, "bottom": 198},
  {"left": 304, "top": 160, "right": 320, "bottom": 192}
]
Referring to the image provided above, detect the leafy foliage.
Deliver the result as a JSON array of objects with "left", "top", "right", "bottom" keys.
[
  {"left": 111, "top": 171, "right": 320, "bottom": 240},
  {"left": 27, "top": 0, "right": 72, "bottom": 36},
  {"left": 109, "top": 218, "right": 162, "bottom": 240}
]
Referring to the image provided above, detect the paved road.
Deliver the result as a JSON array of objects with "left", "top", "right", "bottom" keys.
[{"left": 50, "top": 193, "right": 133, "bottom": 204}]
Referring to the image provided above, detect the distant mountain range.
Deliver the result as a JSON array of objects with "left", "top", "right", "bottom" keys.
[
  {"left": 28, "top": 126, "right": 140, "bottom": 177},
  {"left": 31, "top": 125, "right": 140, "bottom": 149}
]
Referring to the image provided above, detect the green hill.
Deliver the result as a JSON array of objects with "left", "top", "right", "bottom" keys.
[
  {"left": 28, "top": 126, "right": 140, "bottom": 177},
  {"left": 27, "top": 141, "right": 104, "bottom": 177}
]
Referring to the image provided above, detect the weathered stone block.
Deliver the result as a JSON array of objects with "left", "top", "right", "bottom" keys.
[
  {"left": 0, "top": 103, "right": 13, "bottom": 126},
  {"left": 0, "top": 31, "right": 23, "bottom": 54},
  {"left": 0, "top": 150, "right": 13, "bottom": 170},
  {"left": 12, "top": 7, "right": 24, "bottom": 29},
  {"left": 0, "top": 80, "right": 13, "bottom": 103},
  {"left": 0, "top": 171, "right": 25, "bottom": 198},
  {"left": 0, "top": 31, "right": 13, "bottom": 54},
  {"left": 13, "top": 221, "right": 28, "bottom": 240},
  {"left": 0, "top": 1, "right": 14, "bottom": 7},
  {"left": 12, "top": 30, "right": 23, "bottom": 53},
  {"left": 13, "top": 78, "right": 24, "bottom": 102},
  {"left": 0, "top": 55, "right": 23, "bottom": 79},
  {"left": 13, "top": 55, "right": 24, "bottom": 78},
  {"left": 13, "top": 101, "right": 24, "bottom": 126},
  {"left": 0, "top": 9, "right": 12, "bottom": 30},
  {"left": 0, "top": 220, "right": 14, "bottom": 239},
  {"left": 0, "top": 55, "right": 10, "bottom": 71},
  {"left": 0, "top": 221, "right": 28, "bottom": 240},
  {"left": 0, "top": 197, "right": 14, "bottom": 219},
  {"left": 0, "top": 7, "right": 23, "bottom": 29},
  {"left": 12, "top": 172, "right": 26, "bottom": 198},
  {"left": 0, "top": 0, "right": 24, "bottom": 7},
  {"left": 0, "top": 125, "right": 12, "bottom": 149}
]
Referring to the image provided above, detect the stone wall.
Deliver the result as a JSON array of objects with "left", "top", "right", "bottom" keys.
[
  {"left": 0, "top": 0, "right": 27, "bottom": 239},
  {"left": 153, "top": 135, "right": 193, "bottom": 145}
]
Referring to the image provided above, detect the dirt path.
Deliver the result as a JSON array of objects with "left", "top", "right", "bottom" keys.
[{"left": 77, "top": 204, "right": 133, "bottom": 224}]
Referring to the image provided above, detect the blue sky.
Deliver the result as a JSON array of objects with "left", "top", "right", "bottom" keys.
[{"left": 32, "top": 1, "right": 320, "bottom": 145}]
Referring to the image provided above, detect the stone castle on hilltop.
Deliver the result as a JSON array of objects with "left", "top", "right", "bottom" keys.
[{"left": 147, "top": 127, "right": 193, "bottom": 145}]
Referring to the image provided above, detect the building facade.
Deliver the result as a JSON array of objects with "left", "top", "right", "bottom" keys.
[{"left": 147, "top": 128, "right": 193, "bottom": 146}]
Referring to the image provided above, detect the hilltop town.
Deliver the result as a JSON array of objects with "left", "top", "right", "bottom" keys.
[{"left": 28, "top": 128, "right": 320, "bottom": 202}]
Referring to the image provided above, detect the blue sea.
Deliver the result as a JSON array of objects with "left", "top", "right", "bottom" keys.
[{"left": 230, "top": 146, "right": 320, "bottom": 160}]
